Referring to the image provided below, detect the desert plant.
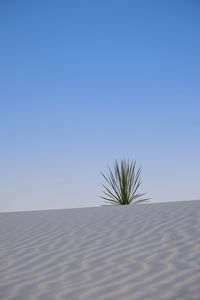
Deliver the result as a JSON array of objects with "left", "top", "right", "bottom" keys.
[{"left": 100, "top": 159, "right": 149, "bottom": 205}]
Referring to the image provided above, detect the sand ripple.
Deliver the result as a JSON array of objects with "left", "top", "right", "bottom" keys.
[{"left": 0, "top": 201, "right": 200, "bottom": 299}]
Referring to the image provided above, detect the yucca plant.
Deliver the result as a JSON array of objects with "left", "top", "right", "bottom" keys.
[{"left": 100, "top": 159, "right": 150, "bottom": 205}]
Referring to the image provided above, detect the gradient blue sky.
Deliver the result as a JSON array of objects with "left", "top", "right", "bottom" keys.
[{"left": 0, "top": 0, "right": 200, "bottom": 212}]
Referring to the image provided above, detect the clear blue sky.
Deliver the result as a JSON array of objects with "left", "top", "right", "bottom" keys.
[{"left": 0, "top": 0, "right": 200, "bottom": 212}]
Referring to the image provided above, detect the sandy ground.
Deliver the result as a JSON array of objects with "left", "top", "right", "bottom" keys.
[{"left": 0, "top": 200, "right": 200, "bottom": 300}]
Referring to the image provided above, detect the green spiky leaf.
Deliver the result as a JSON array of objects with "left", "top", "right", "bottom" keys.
[{"left": 100, "top": 159, "right": 150, "bottom": 205}]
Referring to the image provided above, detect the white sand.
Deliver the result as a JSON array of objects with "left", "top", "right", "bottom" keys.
[{"left": 0, "top": 200, "right": 200, "bottom": 300}]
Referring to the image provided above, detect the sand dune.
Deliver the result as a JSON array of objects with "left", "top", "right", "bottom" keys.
[{"left": 0, "top": 200, "right": 200, "bottom": 300}]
